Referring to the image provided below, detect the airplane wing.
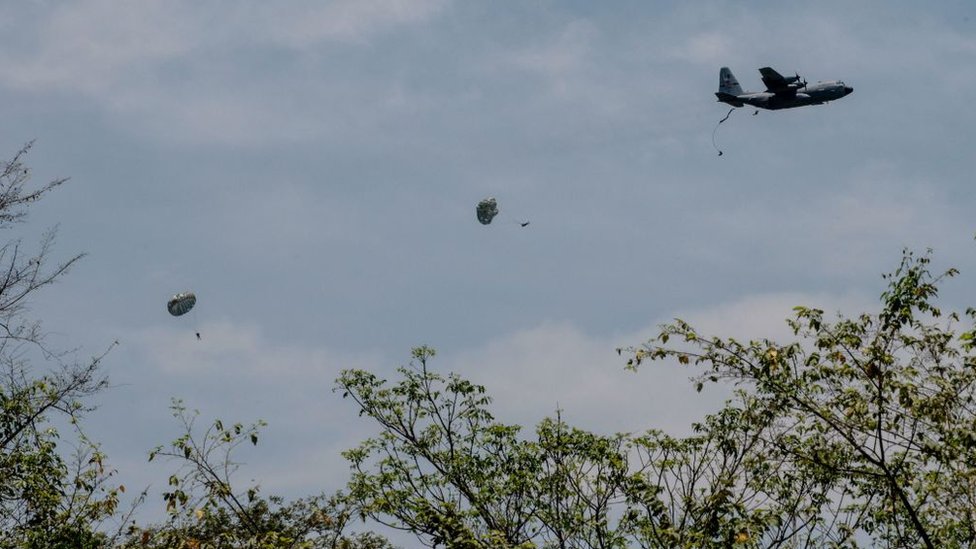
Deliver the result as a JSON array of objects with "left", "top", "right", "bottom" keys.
[{"left": 758, "top": 67, "right": 797, "bottom": 96}]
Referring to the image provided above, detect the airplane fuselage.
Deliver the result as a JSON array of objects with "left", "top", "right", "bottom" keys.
[
  {"left": 717, "top": 80, "right": 853, "bottom": 110},
  {"left": 715, "top": 67, "right": 853, "bottom": 110}
]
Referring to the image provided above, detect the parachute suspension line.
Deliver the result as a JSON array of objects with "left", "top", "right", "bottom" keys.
[
  {"left": 193, "top": 308, "right": 201, "bottom": 340},
  {"left": 712, "top": 107, "right": 735, "bottom": 156},
  {"left": 502, "top": 212, "right": 531, "bottom": 228},
  {"left": 510, "top": 208, "right": 531, "bottom": 228},
  {"left": 504, "top": 211, "right": 531, "bottom": 228}
]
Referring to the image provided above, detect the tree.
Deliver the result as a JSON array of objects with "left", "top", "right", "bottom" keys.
[
  {"left": 625, "top": 249, "right": 976, "bottom": 547},
  {"left": 338, "top": 346, "right": 540, "bottom": 547},
  {"left": 127, "top": 399, "right": 393, "bottom": 549},
  {"left": 0, "top": 142, "right": 120, "bottom": 548},
  {"left": 340, "top": 250, "right": 976, "bottom": 548},
  {"left": 532, "top": 413, "right": 629, "bottom": 548},
  {"left": 0, "top": 143, "right": 391, "bottom": 548},
  {"left": 338, "top": 347, "right": 638, "bottom": 548}
]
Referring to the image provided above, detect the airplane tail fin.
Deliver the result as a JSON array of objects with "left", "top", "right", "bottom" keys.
[{"left": 718, "top": 67, "right": 743, "bottom": 96}]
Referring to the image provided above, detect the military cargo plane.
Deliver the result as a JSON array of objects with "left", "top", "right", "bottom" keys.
[{"left": 715, "top": 67, "right": 852, "bottom": 110}]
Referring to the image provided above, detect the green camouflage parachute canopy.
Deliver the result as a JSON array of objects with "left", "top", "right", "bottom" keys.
[
  {"left": 476, "top": 197, "right": 499, "bottom": 225},
  {"left": 167, "top": 292, "right": 196, "bottom": 316}
]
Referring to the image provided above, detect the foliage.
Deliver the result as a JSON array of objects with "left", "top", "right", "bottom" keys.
[
  {"left": 341, "top": 251, "right": 976, "bottom": 548},
  {"left": 339, "top": 347, "right": 650, "bottom": 548},
  {"left": 0, "top": 142, "right": 393, "bottom": 548},
  {"left": 624, "top": 249, "right": 976, "bottom": 547},
  {"left": 127, "top": 400, "right": 393, "bottom": 549},
  {"left": 0, "top": 143, "right": 120, "bottom": 548},
  {"left": 339, "top": 347, "right": 784, "bottom": 548},
  {"left": 338, "top": 346, "right": 541, "bottom": 547}
]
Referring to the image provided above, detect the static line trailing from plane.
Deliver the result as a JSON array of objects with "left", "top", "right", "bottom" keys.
[
  {"left": 711, "top": 107, "right": 735, "bottom": 156},
  {"left": 715, "top": 66, "right": 852, "bottom": 110}
]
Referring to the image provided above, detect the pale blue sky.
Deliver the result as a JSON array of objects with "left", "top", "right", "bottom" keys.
[{"left": 1, "top": 0, "right": 974, "bottom": 534}]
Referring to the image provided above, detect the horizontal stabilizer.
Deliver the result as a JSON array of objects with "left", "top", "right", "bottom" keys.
[{"left": 715, "top": 92, "right": 744, "bottom": 107}]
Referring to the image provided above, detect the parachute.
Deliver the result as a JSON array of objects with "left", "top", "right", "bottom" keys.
[
  {"left": 476, "top": 196, "right": 530, "bottom": 227},
  {"left": 476, "top": 197, "right": 499, "bottom": 225},
  {"left": 167, "top": 292, "right": 196, "bottom": 317}
]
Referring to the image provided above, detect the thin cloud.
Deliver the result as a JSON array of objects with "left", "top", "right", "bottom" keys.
[
  {"left": 446, "top": 290, "right": 871, "bottom": 437},
  {"left": 509, "top": 20, "right": 596, "bottom": 77},
  {"left": 0, "top": 0, "right": 449, "bottom": 92},
  {"left": 0, "top": 1, "right": 199, "bottom": 93},
  {"left": 258, "top": 0, "right": 450, "bottom": 48},
  {"left": 0, "top": 0, "right": 449, "bottom": 146},
  {"left": 131, "top": 319, "right": 383, "bottom": 379}
]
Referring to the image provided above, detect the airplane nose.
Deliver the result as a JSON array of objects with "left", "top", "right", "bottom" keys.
[{"left": 844, "top": 86, "right": 853, "bottom": 95}]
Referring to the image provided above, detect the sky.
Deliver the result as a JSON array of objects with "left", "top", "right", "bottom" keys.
[{"left": 1, "top": 0, "right": 975, "bottom": 536}]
